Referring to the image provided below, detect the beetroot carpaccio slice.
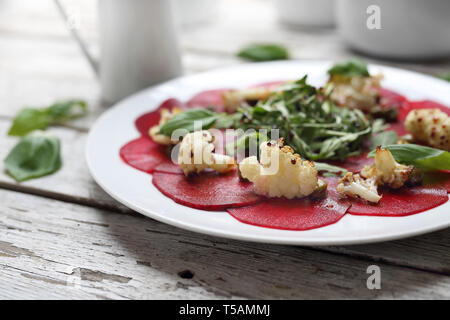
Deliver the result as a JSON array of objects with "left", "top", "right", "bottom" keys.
[
  {"left": 135, "top": 98, "right": 183, "bottom": 137},
  {"left": 120, "top": 137, "right": 172, "bottom": 174},
  {"left": 348, "top": 185, "right": 448, "bottom": 217},
  {"left": 227, "top": 178, "right": 351, "bottom": 231},
  {"left": 186, "top": 89, "right": 230, "bottom": 112},
  {"left": 152, "top": 171, "right": 262, "bottom": 211},
  {"left": 378, "top": 87, "right": 408, "bottom": 109}
]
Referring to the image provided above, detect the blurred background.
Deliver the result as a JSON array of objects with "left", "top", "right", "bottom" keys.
[{"left": 0, "top": 0, "right": 449, "bottom": 122}]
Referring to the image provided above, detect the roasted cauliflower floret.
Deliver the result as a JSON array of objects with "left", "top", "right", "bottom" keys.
[
  {"left": 149, "top": 107, "right": 183, "bottom": 145},
  {"left": 178, "top": 130, "right": 236, "bottom": 176},
  {"left": 337, "top": 173, "right": 381, "bottom": 203},
  {"left": 328, "top": 74, "right": 383, "bottom": 112},
  {"left": 405, "top": 108, "right": 450, "bottom": 151},
  {"left": 238, "top": 140, "right": 320, "bottom": 199},
  {"left": 222, "top": 87, "right": 273, "bottom": 113},
  {"left": 361, "top": 146, "right": 415, "bottom": 189}
]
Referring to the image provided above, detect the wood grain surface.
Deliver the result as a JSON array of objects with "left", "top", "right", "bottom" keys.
[{"left": 0, "top": 0, "right": 449, "bottom": 299}]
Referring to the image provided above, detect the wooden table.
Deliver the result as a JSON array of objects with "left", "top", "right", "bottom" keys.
[{"left": 0, "top": 0, "right": 449, "bottom": 299}]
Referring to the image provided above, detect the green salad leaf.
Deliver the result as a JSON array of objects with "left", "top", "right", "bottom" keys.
[
  {"left": 370, "top": 131, "right": 398, "bottom": 148},
  {"left": 237, "top": 44, "right": 289, "bottom": 62},
  {"left": 225, "top": 131, "right": 268, "bottom": 157},
  {"left": 367, "top": 144, "right": 450, "bottom": 171},
  {"left": 328, "top": 59, "right": 370, "bottom": 77},
  {"left": 159, "top": 109, "right": 219, "bottom": 136},
  {"left": 232, "top": 76, "right": 372, "bottom": 161},
  {"left": 4, "top": 131, "right": 62, "bottom": 182},
  {"left": 314, "top": 162, "right": 348, "bottom": 177},
  {"left": 8, "top": 100, "right": 88, "bottom": 136}
]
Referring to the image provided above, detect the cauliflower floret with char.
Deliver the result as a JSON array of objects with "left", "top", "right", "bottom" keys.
[
  {"left": 149, "top": 107, "right": 183, "bottom": 145},
  {"left": 239, "top": 140, "right": 321, "bottom": 199},
  {"left": 337, "top": 173, "right": 381, "bottom": 203},
  {"left": 178, "top": 130, "right": 236, "bottom": 176},
  {"left": 361, "top": 146, "right": 416, "bottom": 189},
  {"left": 328, "top": 74, "right": 382, "bottom": 112},
  {"left": 405, "top": 108, "right": 450, "bottom": 151}
]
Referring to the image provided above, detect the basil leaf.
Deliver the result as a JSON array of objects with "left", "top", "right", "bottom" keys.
[
  {"left": 47, "top": 100, "right": 88, "bottom": 123},
  {"left": 8, "top": 100, "right": 88, "bottom": 137},
  {"left": 371, "top": 131, "right": 398, "bottom": 148},
  {"left": 159, "top": 109, "right": 218, "bottom": 136},
  {"left": 367, "top": 144, "right": 450, "bottom": 171},
  {"left": 4, "top": 131, "right": 62, "bottom": 182},
  {"left": 8, "top": 108, "right": 50, "bottom": 137},
  {"left": 314, "top": 162, "right": 348, "bottom": 176},
  {"left": 328, "top": 59, "right": 370, "bottom": 77},
  {"left": 237, "top": 44, "right": 289, "bottom": 62}
]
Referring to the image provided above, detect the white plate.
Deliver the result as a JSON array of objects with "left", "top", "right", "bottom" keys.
[{"left": 86, "top": 60, "right": 450, "bottom": 245}]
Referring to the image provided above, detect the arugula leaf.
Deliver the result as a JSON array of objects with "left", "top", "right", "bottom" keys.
[
  {"left": 225, "top": 131, "right": 268, "bottom": 158},
  {"left": 438, "top": 73, "right": 450, "bottom": 82},
  {"left": 233, "top": 75, "right": 372, "bottom": 161},
  {"left": 314, "top": 162, "right": 348, "bottom": 176},
  {"left": 8, "top": 100, "right": 88, "bottom": 136},
  {"left": 4, "top": 131, "right": 62, "bottom": 182},
  {"left": 328, "top": 59, "right": 370, "bottom": 77},
  {"left": 370, "top": 131, "right": 398, "bottom": 148},
  {"left": 367, "top": 144, "right": 450, "bottom": 171},
  {"left": 237, "top": 44, "right": 289, "bottom": 62},
  {"left": 159, "top": 109, "right": 218, "bottom": 136}
]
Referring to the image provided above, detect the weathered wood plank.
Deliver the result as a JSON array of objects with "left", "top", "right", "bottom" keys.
[
  {"left": 0, "top": 190, "right": 449, "bottom": 299},
  {"left": 0, "top": 119, "right": 130, "bottom": 213},
  {"left": 0, "top": 117, "right": 449, "bottom": 276}
]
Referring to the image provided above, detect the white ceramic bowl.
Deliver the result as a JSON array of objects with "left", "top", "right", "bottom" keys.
[
  {"left": 336, "top": 0, "right": 450, "bottom": 59},
  {"left": 276, "top": 0, "right": 335, "bottom": 28}
]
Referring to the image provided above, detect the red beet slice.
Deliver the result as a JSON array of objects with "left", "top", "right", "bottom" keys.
[
  {"left": 327, "top": 153, "right": 373, "bottom": 173},
  {"left": 154, "top": 161, "right": 183, "bottom": 175},
  {"left": 348, "top": 185, "right": 448, "bottom": 217},
  {"left": 120, "top": 137, "right": 172, "bottom": 174},
  {"left": 398, "top": 100, "right": 450, "bottom": 122},
  {"left": 186, "top": 89, "right": 230, "bottom": 112},
  {"left": 152, "top": 171, "right": 262, "bottom": 211},
  {"left": 135, "top": 98, "right": 183, "bottom": 137},
  {"left": 378, "top": 87, "right": 408, "bottom": 109},
  {"left": 227, "top": 177, "right": 350, "bottom": 231}
]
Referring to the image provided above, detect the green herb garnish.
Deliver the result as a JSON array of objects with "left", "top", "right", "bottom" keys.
[
  {"left": 237, "top": 44, "right": 289, "bottom": 62},
  {"left": 368, "top": 144, "right": 450, "bottom": 171},
  {"left": 232, "top": 76, "right": 372, "bottom": 161},
  {"left": 328, "top": 59, "right": 370, "bottom": 77},
  {"left": 314, "top": 162, "right": 348, "bottom": 177},
  {"left": 8, "top": 100, "right": 87, "bottom": 136},
  {"left": 159, "top": 109, "right": 219, "bottom": 136},
  {"left": 4, "top": 131, "right": 62, "bottom": 182},
  {"left": 370, "top": 131, "right": 398, "bottom": 149},
  {"left": 225, "top": 131, "right": 268, "bottom": 158}
]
